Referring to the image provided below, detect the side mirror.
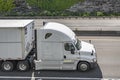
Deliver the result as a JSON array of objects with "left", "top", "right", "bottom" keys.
[{"left": 71, "top": 48, "right": 75, "bottom": 54}]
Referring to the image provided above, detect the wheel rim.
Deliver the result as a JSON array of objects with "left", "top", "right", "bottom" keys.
[
  {"left": 19, "top": 63, "right": 27, "bottom": 71},
  {"left": 4, "top": 64, "right": 11, "bottom": 71},
  {"left": 80, "top": 64, "right": 88, "bottom": 71}
]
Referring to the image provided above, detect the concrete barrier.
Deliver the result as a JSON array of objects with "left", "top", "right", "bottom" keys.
[{"left": 74, "top": 31, "right": 120, "bottom": 36}]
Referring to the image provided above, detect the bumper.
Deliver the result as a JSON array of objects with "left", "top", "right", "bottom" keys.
[
  {"left": 89, "top": 62, "right": 97, "bottom": 68},
  {"left": 90, "top": 57, "right": 97, "bottom": 68}
]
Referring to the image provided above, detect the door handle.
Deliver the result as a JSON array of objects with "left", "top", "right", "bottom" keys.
[{"left": 64, "top": 55, "right": 66, "bottom": 59}]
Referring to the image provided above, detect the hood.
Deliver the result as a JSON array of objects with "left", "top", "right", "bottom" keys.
[
  {"left": 80, "top": 41, "right": 94, "bottom": 53},
  {"left": 79, "top": 41, "right": 97, "bottom": 63}
]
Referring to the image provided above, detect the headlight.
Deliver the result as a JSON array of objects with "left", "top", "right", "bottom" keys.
[{"left": 93, "top": 58, "right": 97, "bottom": 62}]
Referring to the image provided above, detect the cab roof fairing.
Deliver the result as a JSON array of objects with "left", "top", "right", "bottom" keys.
[{"left": 41, "top": 22, "right": 76, "bottom": 42}]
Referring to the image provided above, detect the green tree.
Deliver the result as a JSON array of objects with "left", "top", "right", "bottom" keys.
[{"left": 0, "top": 0, "right": 15, "bottom": 15}]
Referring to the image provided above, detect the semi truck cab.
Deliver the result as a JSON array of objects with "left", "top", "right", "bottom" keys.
[{"left": 35, "top": 22, "right": 97, "bottom": 71}]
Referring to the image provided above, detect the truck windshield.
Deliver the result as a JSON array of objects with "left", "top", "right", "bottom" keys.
[{"left": 75, "top": 39, "right": 81, "bottom": 50}]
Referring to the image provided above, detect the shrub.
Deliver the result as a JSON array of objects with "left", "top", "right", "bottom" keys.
[
  {"left": 96, "top": 11, "right": 104, "bottom": 16},
  {"left": 82, "top": 12, "right": 90, "bottom": 17}
]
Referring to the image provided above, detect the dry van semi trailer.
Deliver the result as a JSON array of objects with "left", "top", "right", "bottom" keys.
[{"left": 0, "top": 20, "right": 97, "bottom": 72}]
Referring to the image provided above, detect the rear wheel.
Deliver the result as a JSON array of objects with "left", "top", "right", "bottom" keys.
[
  {"left": 0, "top": 61, "right": 2, "bottom": 68},
  {"left": 17, "top": 61, "right": 30, "bottom": 71},
  {"left": 77, "top": 62, "right": 90, "bottom": 72},
  {"left": 1, "top": 61, "right": 14, "bottom": 72}
]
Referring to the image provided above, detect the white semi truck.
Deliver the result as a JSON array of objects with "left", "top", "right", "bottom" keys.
[{"left": 0, "top": 20, "right": 97, "bottom": 72}]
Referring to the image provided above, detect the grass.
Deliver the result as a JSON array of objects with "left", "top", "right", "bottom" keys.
[{"left": 26, "top": 0, "right": 82, "bottom": 11}]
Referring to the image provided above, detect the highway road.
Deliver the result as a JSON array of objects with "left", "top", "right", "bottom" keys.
[
  {"left": 34, "top": 18, "right": 120, "bottom": 31},
  {"left": 0, "top": 36, "right": 120, "bottom": 80}
]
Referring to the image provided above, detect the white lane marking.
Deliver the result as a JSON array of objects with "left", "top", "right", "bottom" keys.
[
  {"left": 79, "top": 39, "right": 120, "bottom": 41},
  {"left": 0, "top": 76, "right": 120, "bottom": 80},
  {"left": 31, "top": 71, "right": 35, "bottom": 80}
]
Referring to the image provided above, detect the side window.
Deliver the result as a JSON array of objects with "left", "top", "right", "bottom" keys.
[
  {"left": 45, "top": 33, "right": 52, "bottom": 39},
  {"left": 64, "top": 43, "right": 75, "bottom": 51}
]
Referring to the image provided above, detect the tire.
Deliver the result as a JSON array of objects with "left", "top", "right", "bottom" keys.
[
  {"left": 77, "top": 62, "right": 90, "bottom": 72},
  {"left": 1, "top": 61, "right": 14, "bottom": 72},
  {"left": 17, "top": 61, "right": 30, "bottom": 71},
  {"left": 0, "top": 61, "right": 2, "bottom": 69}
]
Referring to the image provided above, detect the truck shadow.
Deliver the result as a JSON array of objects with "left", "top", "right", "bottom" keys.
[
  {"left": 35, "top": 64, "right": 103, "bottom": 78},
  {"left": 0, "top": 64, "right": 102, "bottom": 78}
]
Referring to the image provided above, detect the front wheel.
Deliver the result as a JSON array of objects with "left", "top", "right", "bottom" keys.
[
  {"left": 17, "top": 61, "right": 30, "bottom": 71},
  {"left": 77, "top": 62, "right": 90, "bottom": 72}
]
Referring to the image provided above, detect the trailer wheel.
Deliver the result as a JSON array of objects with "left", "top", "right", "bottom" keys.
[
  {"left": 77, "top": 62, "right": 90, "bottom": 72},
  {"left": 0, "top": 61, "right": 2, "bottom": 68},
  {"left": 1, "top": 61, "right": 14, "bottom": 72},
  {"left": 17, "top": 61, "right": 30, "bottom": 71}
]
